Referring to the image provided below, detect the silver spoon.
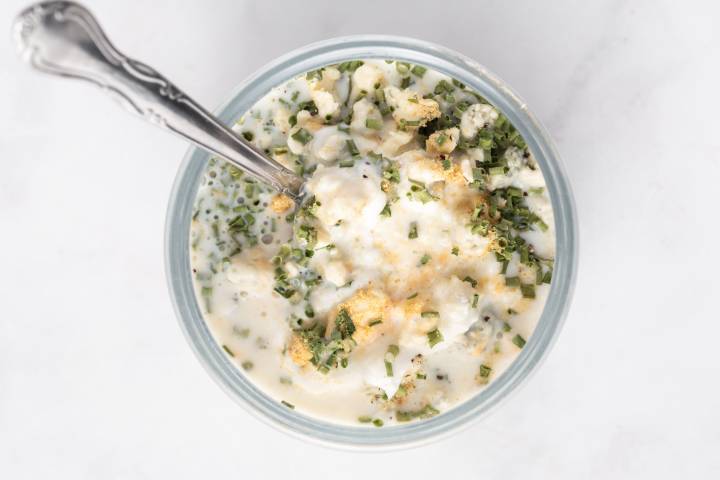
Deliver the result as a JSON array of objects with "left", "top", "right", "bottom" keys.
[{"left": 12, "top": 0, "right": 305, "bottom": 200}]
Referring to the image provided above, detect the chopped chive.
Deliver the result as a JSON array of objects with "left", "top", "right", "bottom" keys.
[
  {"left": 384, "top": 360, "right": 394, "bottom": 377},
  {"left": 434, "top": 79, "right": 454, "bottom": 95},
  {"left": 512, "top": 334, "right": 526, "bottom": 349},
  {"left": 221, "top": 345, "right": 235, "bottom": 357},
  {"left": 372, "top": 418, "right": 384, "bottom": 427},
  {"left": 505, "top": 276, "right": 521, "bottom": 287},
  {"left": 471, "top": 293, "right": 479, "bottom": 308},
  {"left": 396, "top": 404, "right": 439, "bottom": 422},
  {"left": 379, "top": 202, "right": 392, "bottom": 217},
  {"left": 442, "top": 157, "right": 451, "bottom": 170},
  {"left": 520, "top": 283, "right": 536, "bottom": 299},
  {"left": 337, "top": 60, "right": 364, "bottom": 73},
  {"left": 436, "top": 133, "right": 448, "bottom": 146},
  {"left": 506, "top": 186, "right": 522, "bottom": 197},
  {"left": 306, "top": 69, "right": 323, "bottom": 81},
  {"left": 281, "top": 400, "right": 295, "bottom": 409},
  {"left": 365, "top": 118, "right": 383, "bottom": 130},
  {"left": 479, "top": 364, "right": 492, "bottom": 378},
  {"left": 387, "top": 344, "right": 399, "bottom": 357},
  {"left": 416, "top": 372, "right": 427, "bottom": 380},
  {"left": 291, "top": 128, "right": 313, "bottom": 145},
  {"left": 427, "top": 328, "right": 443, "bottom": 348},
  {"left": 241, "top": 360, "right": 253, "bottom": 371},
  {"left": 407, "top": 292, "right": 418, "bottom": 299},
  {"left": 398, "top": 119, "right": 421, "bottom": 129},
  {"left": 358, "top": 416, "right": 373, "bottom": 423},
  {"left": 400, "top": 76, "right": 411, "bottom": 89},
  {"left": 346, "top": 139, "right": 360, "bottom": 157},
  {"left": 368, "top": 318, "right": 383, "bottom": 327},
  {"left": 410, "top": 65, "right": 427, "bottom": 77},
  {"left": 408, "top": 221, "right": 418, "bottom": 239},
  {"left": 375, "top": 88, "right": 386, "bottom": 102},
  {"left": 503, "top": 322, "right": 512, "bottom": 332},
  {"left": 451, "top": 246, "right": 459, "bottom": 256},
  {"left": 419, "top": 254, "right": 431, "bottom": 265},
  {"left": 421, "top": 311, "right": 439, "bottom": 318},
  {"left": 338, "top": 158, "right": 355, "bottom": 168},
  {"left": 462, "top": 276, "right": 478, "bottom": 288},
  {"left": 395, "top": 62, "right": 411, "bottom": 75},
  {"left": 297, "top": 100, "right": 318, "bottom": 115}
]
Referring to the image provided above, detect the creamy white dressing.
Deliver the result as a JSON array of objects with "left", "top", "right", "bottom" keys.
[{"left": 189, "top": 60, "right": 555, "bottom": 426}]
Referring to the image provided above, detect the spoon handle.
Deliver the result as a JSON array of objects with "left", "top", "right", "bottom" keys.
[{"left": 13, "top": 1, "right": 304, "bottom": 199}]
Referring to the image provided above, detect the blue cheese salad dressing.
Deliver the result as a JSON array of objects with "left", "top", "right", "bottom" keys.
[{"left": 190, "top": 60, "right": 555, "bottom": 426}]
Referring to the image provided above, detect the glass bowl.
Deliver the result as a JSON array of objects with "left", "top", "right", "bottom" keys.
[{"left": 164, "top": 35, "right": 578, "bottom": 450}]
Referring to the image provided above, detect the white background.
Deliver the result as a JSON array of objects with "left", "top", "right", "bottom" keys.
[{"left": 1, "top": 0, "right": 718, "bottom": 478}]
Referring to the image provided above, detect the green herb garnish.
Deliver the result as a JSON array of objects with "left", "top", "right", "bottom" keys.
[
  {"left": 408, "top": 221, "right": 418, "bottom": 239},
  {"left": 365, "top": 118, "right": 383, "bottom": 130},
  {"left": 338, "top": 60, "right": 364, "bottom": 73},
  {"left": 410, "top": 65, "right": 427, "bottom": 77},
  {"left": 335, "top": 308, "right": 356, "bottom": 339},
  {"left": 346, "top": 139, "right": 360, "bottom": 157},
  {"left": 396, "top": 404, "right": 439, "bottom": 422},
  {"left": 395, "top": 62, "right": 411, "bottom": 75},
  {"left": 291, "top": 128, "right": 313, "bottom": 145},
  {"left": 427, "top": 328, "right": 443, "bottom": 348}
]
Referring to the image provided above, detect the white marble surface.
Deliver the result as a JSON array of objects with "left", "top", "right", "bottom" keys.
[{"left": 1, "top": 0, "right": 719, "bottom": 477}]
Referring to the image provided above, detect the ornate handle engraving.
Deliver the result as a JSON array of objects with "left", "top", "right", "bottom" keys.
[{"left": 13, "top": 1, "right": 304, "bottom": 199}]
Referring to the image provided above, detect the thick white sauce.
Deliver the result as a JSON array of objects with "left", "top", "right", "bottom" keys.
[{"left": 189, "top": 60, "right": 555, "bottom": 426}]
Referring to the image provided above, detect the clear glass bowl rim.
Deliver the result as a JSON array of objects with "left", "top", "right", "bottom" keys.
[{"left": 164, "top": 34, "right": 578, "bottom": 451}]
